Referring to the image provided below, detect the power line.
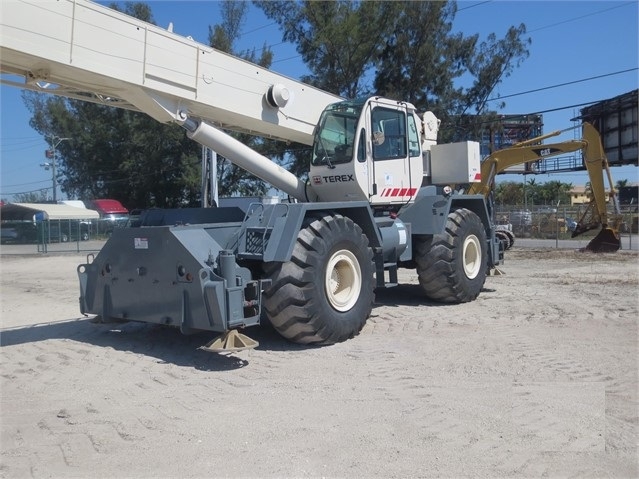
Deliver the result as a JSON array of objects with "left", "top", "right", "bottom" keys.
[
  {"left": 1, "top": 178, "right": 51, "bottom": 189},
  {"left": 1, "top": 184, "right": 51, "bottom": 196},
  {"left": 1, "top": 135, "right": 42, "bottom": 142},
  {"left": 488, "top": 68, "right": 638, "bottom": 102},
  {"left": 0, "top": 137, "right": 44, "bottom": 152},
  {"left": 528, "top": 1, "right": 636, "bottom": 33},
  {"left": 529, "top": 100, "right": 601, "bottom": 116},
  {"left": 271, "top": 54, "right": 302, "bottom": 65},
  {"left": 457, "top": 1, "right": 493, "bottom": 13},
  {"left": 239, "top": 21, "right": 277, "bottom": 37}
]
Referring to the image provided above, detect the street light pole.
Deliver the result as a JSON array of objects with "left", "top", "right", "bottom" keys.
[{"left": 44, "top": 136, "right": 70, "bottom": 202}]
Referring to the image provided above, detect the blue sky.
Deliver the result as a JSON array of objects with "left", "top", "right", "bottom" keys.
[{"left": 1, "top": 0, "right": 637, "bottom": 201}]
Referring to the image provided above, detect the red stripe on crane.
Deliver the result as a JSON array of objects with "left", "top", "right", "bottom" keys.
[{"left": 380, "top": 187, "right": 418, "bottom": 197}]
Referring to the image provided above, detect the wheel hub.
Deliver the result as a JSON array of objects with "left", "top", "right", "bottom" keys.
[
  {"left": 325, "top": 249, "right": 361, "bottom": 312},
  {"left": 462, "top": 234, "right": 481, "bottom": 279}
]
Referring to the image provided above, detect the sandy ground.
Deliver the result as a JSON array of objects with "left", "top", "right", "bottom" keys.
[{"left": 1, "top": 247, "right": 637, "bottom": 478}]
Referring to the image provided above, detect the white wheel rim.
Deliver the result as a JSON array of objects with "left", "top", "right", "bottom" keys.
[
  {"left": 462, "top": 234, "right": 481, "bottom": 280},
  {"left": 325, "top": 249, "right": 362, "bottom": 312}
]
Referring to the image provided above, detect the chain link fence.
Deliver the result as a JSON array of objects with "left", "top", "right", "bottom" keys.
[
  {"left": 3, "top": 206, "right": 636, "bottom": 254},
  {"left": 494, "top": 204, "right": 637, "bottom": 245},
  {"left": 1, "top": 218, "right": 126, "bottom": 253}
]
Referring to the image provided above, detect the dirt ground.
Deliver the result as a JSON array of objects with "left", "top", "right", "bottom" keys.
[{"left": 1, "top": 247, "right": 637, "bottom": 478}]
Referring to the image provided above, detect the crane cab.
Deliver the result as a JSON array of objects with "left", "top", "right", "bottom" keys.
[{"left": 309, "top": 97, "right": 426, "bottom": 208}]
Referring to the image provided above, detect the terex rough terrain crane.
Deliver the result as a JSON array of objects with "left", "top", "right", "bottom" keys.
[
  {"left": 468, "top": 124, "right": 622, "bottom": 253},
  {"left": 1, "top": 0, "right": 501, "bottom": 347}
]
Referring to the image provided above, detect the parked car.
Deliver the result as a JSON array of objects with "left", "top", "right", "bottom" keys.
[
  {"left": 565, "top": 217, "right": 578, "bottom": 232},
  {"left": 537, "top": 206, "right": 558, "bottom": 214},
  {"left": 86, "top": 199, "right": 129, "bottom": 236},
  {"left": 509, "top": 210, "right": 532, "bottom": 226},
  {"left": 0, "top": 221, "right": 38, "bottom": 244},
  {"left": 126, "top": 209, "right": 143, "bottom": 227}
]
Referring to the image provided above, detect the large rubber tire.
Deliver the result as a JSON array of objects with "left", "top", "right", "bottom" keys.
[
  {"left": 495, "top": 231, "right": 510, "bottom": 251},
  {"left": 414, "top": 208, "right": 488, "bottom": 303},
  {"left": 263, "top": 213, "right": 374, "bottom": 345},
  {"left": 502, "top": 229, "right": 515, "bottom": 249}
]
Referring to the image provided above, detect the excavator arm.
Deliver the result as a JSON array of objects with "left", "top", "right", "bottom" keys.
[
  {"left": 467, "top": 131, "right": 587, "bottom": 197},
  {"left": 469, "top": 122, "right": 621, "bottom": 252},
  {"left": 572, "top": 123, "right": 622, "bottom": 252}
]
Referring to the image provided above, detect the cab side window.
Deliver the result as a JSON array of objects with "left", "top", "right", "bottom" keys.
[
  {"left": 372, "top": 108, "right": 407, "bottom": 160},
  {"left": 407, "top": 115, "right": 421, "bottom": 157},
  {"left": 357, "top": 128, "right": 366, "bottom": 162}
]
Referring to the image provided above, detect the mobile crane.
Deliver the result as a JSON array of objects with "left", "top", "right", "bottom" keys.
[
  {"left": 468, "top": 124, "right": 622, "bottom": 252},
  {"left": 1, "top": 0, "right": 501, "bottom": 348}
]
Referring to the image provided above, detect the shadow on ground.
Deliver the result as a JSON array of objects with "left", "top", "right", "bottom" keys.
[
  {"left": 0, "top": 316, "right": 305, "bottom": 371},
  {"left": 1, "top": 283, "right": 493, "bottom": 369},
  {"left": 373, "top": 282, "right": 496, "bottom": 307}
]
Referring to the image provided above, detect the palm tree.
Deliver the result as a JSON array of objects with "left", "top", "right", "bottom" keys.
[{"left": 615, "top": 179, "right": 629, "bottom": 190}]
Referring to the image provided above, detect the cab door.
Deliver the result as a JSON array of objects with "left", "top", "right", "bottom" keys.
[{"left": 367, "top": 101, "right": 418, "bottom": 206}]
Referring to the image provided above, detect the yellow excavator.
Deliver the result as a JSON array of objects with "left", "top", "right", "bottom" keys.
[{"left": 468, "top": 122, "right": 622, "bottom": 252}]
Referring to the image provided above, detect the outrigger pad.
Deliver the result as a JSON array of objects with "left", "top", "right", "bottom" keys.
[
  {"left": 201, "top": 330, "right": 259, "bottom": 353},
  {"left": 581, "top": 228, "right": 621, "bottom": 253},
  {"left": 489, "top": 267, "right": 505, "bottom": 276}
]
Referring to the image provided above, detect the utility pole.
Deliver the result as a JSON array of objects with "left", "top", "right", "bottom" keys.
[{"left": 42, "top": 136, "right": 70, "bottom": 202}]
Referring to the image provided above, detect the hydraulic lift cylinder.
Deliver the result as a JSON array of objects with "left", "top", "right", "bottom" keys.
[{"left": 183, "top": 118, "right": 309, "bottom": 202}]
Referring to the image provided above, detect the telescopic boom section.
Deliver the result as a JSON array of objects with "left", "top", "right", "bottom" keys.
[{"left": 0, "top": 0, "right": 342, "bottom": 198}]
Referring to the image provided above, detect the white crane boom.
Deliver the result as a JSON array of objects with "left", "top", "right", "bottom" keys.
[{"left": 0, "top": 0, "right": 342, "bottom": 146}]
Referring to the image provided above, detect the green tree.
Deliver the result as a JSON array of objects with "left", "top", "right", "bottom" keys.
[
  {"left": 372, "top": 1, "right": 530, "bottom": 142},
  {"left": 538, "top": 180, "right": 572, "bottom": 206},
  {"left": 524, "top": 177, "right": 539, "bottom": 206},
  {"left": 23, "top": 94, "right": 201, "bottom": 210},
  {"left": 258, "top": 1, "right": 531, "bottom": 145},
  {"left": 13, "top": 190, "right": 50, "bottom": 203},
  {"left": 615, "top": 178, "right": 629, "bottom": 190},
  {"left": 494, "top": 181, "right": 523, "bottom": 205},
  {"left": 256, "top": 0, "right": 394, "bottom": 98}
]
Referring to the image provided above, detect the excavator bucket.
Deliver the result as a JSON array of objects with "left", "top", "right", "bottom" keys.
[{"left": 581, "top": 228, "right": 621, "bottom": 253}]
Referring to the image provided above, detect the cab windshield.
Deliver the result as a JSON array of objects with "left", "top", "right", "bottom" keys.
[{"left": 311, "top": 101, "right": 364, "bottom": 166}]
